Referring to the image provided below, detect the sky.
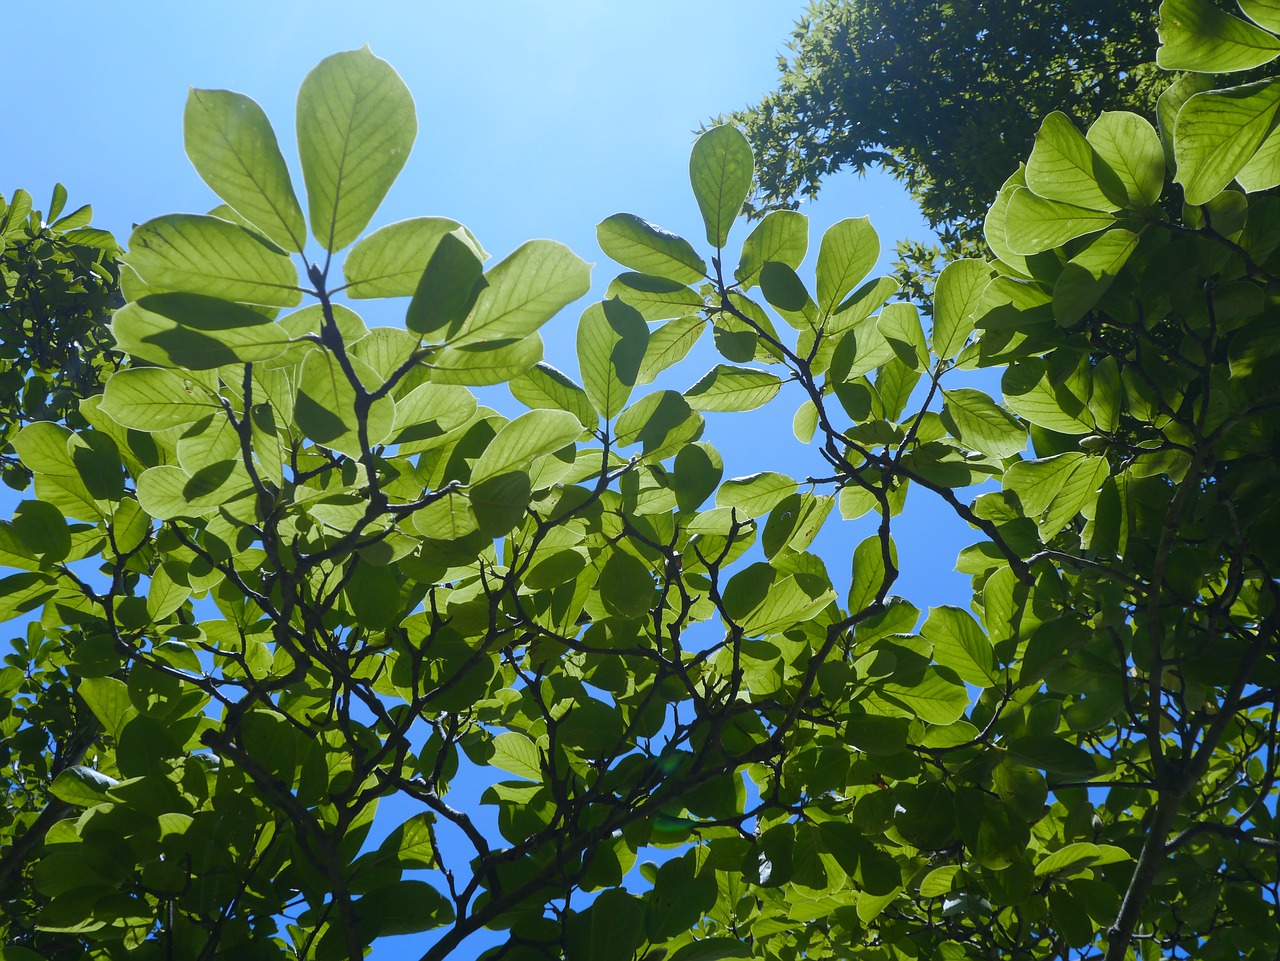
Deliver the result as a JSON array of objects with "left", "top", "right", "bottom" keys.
[{"left": 3, "top": 2, "right": 986, "bottom": 957}]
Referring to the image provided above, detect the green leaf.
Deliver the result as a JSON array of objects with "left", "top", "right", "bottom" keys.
[
  {"left": 578, "top": 298, "right": 649, "bottom": 420},
  {"left": 1002, "top": 189, "right": 1116, "bottom": 255},
  {"left": 880, "top": 668, "right": 970, "bottom": 726},
  {"left": 49, "top": 765, "right": 119, "bottom": 807},
  {"left": 1052, "top": 229, "right": 1140, "bottom": 327},
  {"left": 672, "top": 442, "right": 723, "bottom": 513},
  {"left": 1004, "top": 453, "right": 1109, "bottom": 538},
  {"left": 471, "top": 409, "right": 582, "bottom": 484},
  {"left": 922, "top": 605, "right": 999, "bottom": 686},
  {"left": 343, "top": 216, "right": 480, "bottom": 297},
  {"left": 723, "top": 563, "right": 835, "bottom": 635},
  {"left": 124, "top": 214, "right": 301, "bottom": 306},
  {"left": 1158, "top": 0, "right": 1280, "bottom": 72},
  {"left": 876, "top": 302, "right": 929, "bottom": 370},
  {"left": 667, "top": 939, "right": 753, "bottom": 961},
  {"left": 1086, "top": 111, "right": 1166, "bottom": 208},
  {"left": 296, "top": 47, "right": 416, "bottom": 251},
  {"left": 111, "top": 294, "right": 293, "bottom": 369},
  {"left": 1174, "top": 80, "right": 1280, "bottom": 205},
  {"left": 614, "top": 390, "right": 703, "bottom": 459},
  {"left": 184, "top": 88, "right": 306, "bottom": 251},
  {"left": 428, "top": 334, "right": 543, "bottom": 386},
  {"left": 1241, "top": 0, "right": 1280, "bottom": 31},
  {"left": 716, "top": 472, "right": 797, "bottom": 519},
  {"left": 606, "top": 272, "right": 704, "bottom": 321},
  {"left": 736, "top": 209, "right": 809, "bottom": 289},
  {"left": 1026, "top": 111, "right": 1124, "bottom": 211},
  {"left": 683, "top": 364, "right": 782, "bottom": 412},
  {"left": 12, "top": 422, "right": 74, "bottom": 476},
  {"left": 599, "top": 550, "right": 653, "bottom": 619},
  {"left": 1007, "top": 735, "right": 1100, "bottom": 779},
  {"left": 11, "top": 500, "right": 70, "bottom": 564},
  {"left": 0, "top": 572, "right": 56, "bottom": 623},
  {"left": 510, "top": 362, "right": 596, "bottom": 427},
  {"left": 689, "top": 124, "right": 753, "bottom": 248},
  {"left": 932, "top": 259, "right": 990, "bottom": 360},
  {"left": 849, "top": 534, "right": 892, "bottom": 613},
  {"left": 357, "top": 881, "right": 453, "bottom": 936},
  {"left": 295, "top": 348, "right": 395, "bottom": 456},
  {"left": 100, "top": 368, "right": 221, "bottom": 431},
  {"left": 942, "top": 388, "right": 1027, "bottom": 458},
  {"left": 919, "top": 865, "right": 961, "bottom": 898},
  {"left": 589, "top": 889, "right": 646, "bottom": 961},
  {"left": 638, "top": 316, "right": 706, "bottom": 386},
  {"left": 490, "top": 732, "right": 542, "bottom": 780},
  {"left": 1003, "top": 369, "right": 1095, "bottom": 435},
  {"left": 596, "top": 213, "right": 706, "bottom": 284},
  {"left": 816, "top": 216, "right": 879, "bottom": 315},
  {"left": 450, "top": 240, "right": 590, "bottom": 346},
  {"left": 405, "top": 230, "right": 486, "bottom": 337},
  {"left": 78, "top": 677, "right": 136, "bottom": 739}
]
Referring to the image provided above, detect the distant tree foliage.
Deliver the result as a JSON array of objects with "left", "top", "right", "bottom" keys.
[
  {"left": 0, "top": 189, "right": 123, "bottom": 488},
  {"left": 731, "top": 1, "right": 1166, "bottom": 243}
]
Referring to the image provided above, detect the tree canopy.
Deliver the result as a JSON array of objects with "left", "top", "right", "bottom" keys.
[
  {"left": 730, "top": 1, "right": 1166, "bottom": 244},
  {"left": 1, "top": 3, "right": 1280, "bottom": 959}
]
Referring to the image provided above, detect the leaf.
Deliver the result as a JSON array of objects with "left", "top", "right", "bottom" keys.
[
  {"left": 111, "top": 294, "right": 293, "bottom": 369},
  {"left": 849, "top": 534, "right": 892, "bottom": 613},
  {"left": 919, "top": 865, "right": 961, "bottom": 898},
  {"left": 922, "top": 606, "right": 999, "bottom": 686},
  {"left": 1005, "top": 453, "right": 1109, "bottom": 537},
  {"left": 11, "top": 501, "right": 70, "bottom": 564},
  {"left": 471, "top": 409, "right": 582, "bottom": 484},
  {"left": 816, "top": 216, "right": 879, "bottom": 315},
  {"left": 1007, "top": 735, "right": 1100, "bottom": 779},
  {"left": 490, "top": 732, "right": 542, "bottom": 780},
  {"left": 596, "top": 213, "right": 706, "bottom": 284},
  {"left": 184, "top": 88, "right": 306, "bottom": 251},
  {"left": 295, "top": 348, "right": 396, "bottom": 456},
  {"left": 357, "top": 880, "right": 453, "bottom": 936},
  {"left": 1035, "top": 842, "right": 1105, "bottom": 878},
  {"left": 1086, "top": 111, "right": 1166, "bottom": 207},
  {"left": 716, "top": 472, "right": 797, "bottom": 519},
  {"left": 606, "top": 272, "right": 704, "bottom": 321},
  {"left": 1001, "top": 189, "right": 1116, "bottom": 255},
  {"left": 589, "top": 889, "right": 646, "bottom": 961},
  {"left": 672, "top": 442, "right": 723, "bottom": 513},
  {"left": 1174, "top": 80, "right": 1280, "bottom": 205},
  {"left": 942, "top": 388, "right": 1026, "bottom": 458},
  {"left": 1003, "top": 369, "right": 1095, "bottom": 435},
  {"left": 880, "top": 668, "right": 970, "bottom": 726},
  {"left": 1158, "top": 0, "right": 1280, "bottom": 72},
  {"left": 736, "top": 210, "right": 809, "bottom": 289},
  {"left": 614, "top": 390, "right": 703, "bottom": 459},
  {"left": 296, "top": 47, "right": 416, "bottom": 251},
  {"left": 510, "top": 362, "right": 596, "bottom": 427},
  {"left": 428, "top": 334, "right": 543, "bottom": 386},
  {"left": 1026, "top": 111, "right": 1124, "bottom": 211},
  {"left": 100, "top": 368, "right": 221, "bottom": 431},
  {"left": 689, "top": 124, "right": 753, "bottom": 248},
  {"left": 49, "top": 765, "right": 119, "bottom": 807},
  {"left": 638, "top": 316, "right": 706, "bottom": 385},
  {"left": 343, "top": 216, "right": 479, "bottom": 297},
  {"left": 667, "top": 939, "right": 754, "bottom": 961},
  {"left": 124, "top": 214, "right": 301, "bottom": 306},
  {"left": 578, "top": 298, "right": 649, "bottom": 420},
  {"left": 723, "top": 563, "right": 835, "bottom": 635},
  {"left": 1052, "top": 229, "right": 1140, "bottom": 327},
  {"left": 683, "top": 364, "right": 782, "bottom": 412},
  {"left": 932, "top": 259, "right": 990, "bottom": 360},
  {"left": 0, "top": 572, "right": 56, "bottom": 623},
  {"left": 876, "top": 302, "right": 929, "bottom": 370},
  {"left": 405, "top": 230, "right": 486, "bottom": 337},
  {"left": 450, "top": 240, "right": 590, "bottom": 346},
  {"left": 599, "top": 550, "right": 653, "bottom": 619},
  {"left": 77, "top": 677, "right": 136, "bottom": 739}
]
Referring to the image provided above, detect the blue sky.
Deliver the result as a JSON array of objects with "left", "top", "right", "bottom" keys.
[{"left": 5, "top": 3, "right": 990, "bottom": 957}]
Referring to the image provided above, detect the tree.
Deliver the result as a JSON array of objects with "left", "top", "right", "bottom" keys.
[
  {"left": 0, "top": 188, "right": 123, "bottom": 489},
  {"left": 729, "top": 1, "right": 1166, "bottom": 245},
  {"left": 0, "top": 4, "right": 1278, "bottom": 957}
]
